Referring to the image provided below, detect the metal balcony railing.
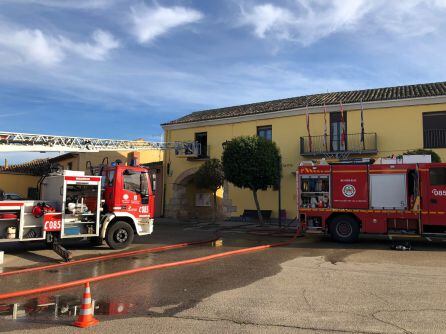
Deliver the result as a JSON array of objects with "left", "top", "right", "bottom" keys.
[
  {"left": 300, "top": 133, "right": 377, "bottom": 156},
  {"left": 424, "top": 129, "right": 446, "bottom": 148}
]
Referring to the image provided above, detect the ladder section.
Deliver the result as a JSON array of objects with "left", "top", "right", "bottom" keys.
[{"left": 0, "top": 131, "right": 200, "bottom": 156}]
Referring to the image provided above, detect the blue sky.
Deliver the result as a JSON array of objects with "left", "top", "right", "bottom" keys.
[{"left": 1, "top": 0, "right": 446, "bottom": 163}]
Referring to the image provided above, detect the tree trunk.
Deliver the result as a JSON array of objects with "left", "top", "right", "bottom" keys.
[
  {"left": 212, "top": 191, "right": 217, "bottom": 222},
  {"left": 252, "top": 190, "right": 263, "bottom": 225}
]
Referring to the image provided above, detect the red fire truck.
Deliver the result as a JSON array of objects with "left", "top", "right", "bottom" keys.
[
  {"left": 0, "top": 130, "right": 200, "bottom": 258},
  {"left": 297, "top": 160, "right": 446, "bottom": 242},
  {"left": 0, "top": 163, "right": 154, "bottom": 252}
]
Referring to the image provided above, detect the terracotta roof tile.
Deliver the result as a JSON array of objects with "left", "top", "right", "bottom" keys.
[
  {"left": 163, "top": 81, "right": 446, "bottom": 126},
  {"left": 0, "top": 159, "right": 51, "bottom": 175}
]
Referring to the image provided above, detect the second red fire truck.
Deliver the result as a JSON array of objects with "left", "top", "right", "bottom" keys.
[{"left": 297, "top": 159, "right": 446, "bottom": 242}]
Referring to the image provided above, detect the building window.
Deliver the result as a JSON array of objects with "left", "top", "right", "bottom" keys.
[
  {"left": 423, "top": 112, "right": 446, "bottom": 148},
  {"left": 257, "top": 126, "right": 272, "bottom": 141},
  {"left": 330, "top": 111, "right": 347, "bottom": 151},
  {"left": 67, "top": 162, "right": 73, "bottom": 170},
  {"left": 195, "top": 132, "right": 208, "bottom": 158}
]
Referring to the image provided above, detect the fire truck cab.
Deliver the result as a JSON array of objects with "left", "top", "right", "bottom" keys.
[
  {"left": 100, "top": 165, "right": 154, "bottom": 247},
  {"left": 297, "top": 160, "right": 446, "bottom": 242},
  {"left": 0, "top": 164, "right": 154, "bottom": 250}
]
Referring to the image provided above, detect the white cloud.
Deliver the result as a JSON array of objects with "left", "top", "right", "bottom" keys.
[
  {"left": 374, "top": 1, "right": 446, "bottom": 37},
  {"left": 0, "top": 29, "right": 65, "bottom": 66},
  {"left": 241, "top": 4, "right": 295, "bottom": 39},
  {"left": 59, "top": 30, "right": 120, "bottom": 61},
  {"left": 240, "top": 0, "right": 446, "bottom": 45},
  {"left": 129, "top": 3, "right": 203, "bottom": 44},
  {"left": 0, "top": 26, "right": 120, "bottom": 66},
  {"left": 240, "top": 0, "right": 370, "bottom": 45}
]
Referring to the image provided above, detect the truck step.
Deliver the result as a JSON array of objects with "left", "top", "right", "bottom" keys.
[
  {"left": 305, "top": 228, "right": 324, "bottom": 235},
  {"left": 388, "top": 234, "right": 421, "bottom": 239},
  {"left": 422, "top": 233, "right": 446, "bottom": 239}
]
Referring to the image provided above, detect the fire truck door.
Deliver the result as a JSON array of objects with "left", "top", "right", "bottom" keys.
[
  {"left": 103, "top": 169, "right": 115, "bottom": 210},
  {"left": 120, "top": 169, "right": 147, "bottom": 219},
  {"left": 427, "top": 167, "right": 446, "bottom": 225}
]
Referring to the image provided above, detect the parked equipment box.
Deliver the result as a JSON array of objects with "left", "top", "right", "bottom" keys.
[{"left": 370, "top": 174, "right": 407, "bottom": 209}]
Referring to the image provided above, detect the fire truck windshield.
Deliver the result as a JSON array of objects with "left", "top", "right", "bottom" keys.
[{"left": 123, "top": 170, "right": 149, "bottom": 196}]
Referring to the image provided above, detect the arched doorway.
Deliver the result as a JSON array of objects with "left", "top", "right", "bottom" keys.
[{"left": 166, "top": 167, "right": 232, "bottom": 221}]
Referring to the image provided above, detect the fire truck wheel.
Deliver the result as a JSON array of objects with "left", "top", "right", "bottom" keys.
[
  {"left": 105, "top": 221, "right": 134, "bottom": 250},
  {"left": 330, "top": 215, "right": 359, "bottom": 243}
]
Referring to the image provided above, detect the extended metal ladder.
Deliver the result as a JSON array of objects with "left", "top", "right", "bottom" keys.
[{"left": 0, "top": 131, "right": 200, "bottom": 156}]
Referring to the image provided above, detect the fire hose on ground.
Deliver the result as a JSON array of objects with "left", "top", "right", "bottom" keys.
[
  {"left": 0, "top": 225, "right": 301, "bottom": 301},
  {"left": 0, "top": 236, "right": 221, "bottom": 277}
]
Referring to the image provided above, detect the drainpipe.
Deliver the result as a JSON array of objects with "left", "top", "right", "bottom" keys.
[{"left": 277, "top": 157, "right": 282, "bottom": 228}]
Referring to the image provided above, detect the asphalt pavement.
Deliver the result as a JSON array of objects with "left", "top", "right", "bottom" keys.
[{"left": 1, "top": 220, "right": 446, "bottom": 333}]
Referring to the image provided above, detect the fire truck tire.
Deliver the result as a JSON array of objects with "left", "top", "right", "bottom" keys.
[
  {"left": 329, "top": 215, "right": 359, "bottom": 243},
  {"left": 105, "top": 221, "right": 134, "bottom": 250}
]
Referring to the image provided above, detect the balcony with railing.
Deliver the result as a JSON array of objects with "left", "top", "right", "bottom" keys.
[{"left": 300, "top": 133, "right": 378, "bottom": 157}]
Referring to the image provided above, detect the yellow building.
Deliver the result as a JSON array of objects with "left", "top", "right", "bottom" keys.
[
  {"left": 0, "top": 159, "right": 49, "bottom": 198},
  {"left": 162, "top": 81, "right": 446, "bottom": 221},
  {"left": 50, "top": 150, "right": 164, "bottom": 172}
]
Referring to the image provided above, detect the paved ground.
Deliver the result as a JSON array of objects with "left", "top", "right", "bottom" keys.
[{"left": 1, "top": 220, "right": 446, "bottom": 333}]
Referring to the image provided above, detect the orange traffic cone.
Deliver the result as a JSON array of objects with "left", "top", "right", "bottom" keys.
[{"left": 73, "top": 282, "right": 99, "bottom": 328}]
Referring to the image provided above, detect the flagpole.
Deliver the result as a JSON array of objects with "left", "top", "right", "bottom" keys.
[
  {"left": 323, "top": 103, "right": 328, "bottom": 152},
  {"left": 360, "top": 99, "right": 365, "bottom": 150},
  {"left": 339, "top": 101, "right": 346, "bottom": 150},
  {"left": 306, "top": 104, "right": 312, "bottom": 152}
]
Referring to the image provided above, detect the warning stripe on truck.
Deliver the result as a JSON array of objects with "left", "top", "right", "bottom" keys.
[
  {"left": 299, "top": 208, "right": 446, "bottom": 215},
  {"left": 299, "top": 208, "right": 415, "bottom": 214}
]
